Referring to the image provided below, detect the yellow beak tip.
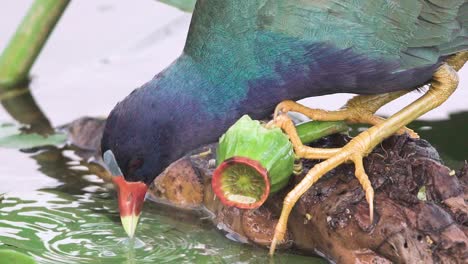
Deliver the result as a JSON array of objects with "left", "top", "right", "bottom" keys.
[{"left": 120, "top": 214, "right": 140, "bottom": 238}]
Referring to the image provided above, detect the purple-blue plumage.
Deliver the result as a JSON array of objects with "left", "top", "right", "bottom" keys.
[
  {"left": 101, "top": 41, "right": 439, "bottom": 184},
  {"left": 102, "top": 0, "right": 465, "bottom": 185}
]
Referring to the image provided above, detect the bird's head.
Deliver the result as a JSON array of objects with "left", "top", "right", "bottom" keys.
[
  {"left": 100, "top": 56, "right": 237, "bottom": 238},
  {"left": 101, "top": 84, "right": 176, "bottom": 238}
]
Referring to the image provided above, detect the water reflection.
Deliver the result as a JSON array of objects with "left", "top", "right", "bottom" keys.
[
  {"left": 0, "top": 87, "right": 53, "bottom": 135},
  {"left": 1, "top": 188, "right": 320, "bottom": 263}
]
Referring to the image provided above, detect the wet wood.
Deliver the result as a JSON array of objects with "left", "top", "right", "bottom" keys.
[{"left": 66, "top": 117, "right": 468, "bottom": 263}]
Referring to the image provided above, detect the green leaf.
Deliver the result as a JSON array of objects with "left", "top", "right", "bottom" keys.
[
  {"left": 0, "top": 249, "right": 36, "bottom": 264},
  {"left": 0, "top": 123, "right": 66, "bottom": 149},
  {"left": 157, "top": 0, "right": 196, "bottom": 12}
]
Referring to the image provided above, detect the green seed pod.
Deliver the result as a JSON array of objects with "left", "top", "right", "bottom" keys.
[
  {"left": 212, "top": 115, "right": 295, "bottom": 209},
  {"left": 212, "top": 115, "right": 349, "bottom": 209}
]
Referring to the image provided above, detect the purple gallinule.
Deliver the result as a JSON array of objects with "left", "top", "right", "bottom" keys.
[{"left": 101, "top": 0, "right": 468, "bottom": 254}]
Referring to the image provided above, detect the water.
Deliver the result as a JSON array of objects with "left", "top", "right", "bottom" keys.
[
  {"left": 0, "top": 1, "right": 467, "bottom": 263},
  {"left": 0, "top": 146, "right": 321, "bottom": 264}
]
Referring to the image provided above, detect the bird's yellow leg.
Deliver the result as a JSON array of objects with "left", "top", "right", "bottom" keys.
[
  {"left": 274, "top": 51, "right": 468, "bottom": 142},
  {"left": 272, "top": 113, "right": 341, "bottom": 159},
  {"left": 274, "top": 91, "right": 418, "bottom": 138},
  {"left": 446, "top": 51, "right": 468, "bottom": 71},
  {"left": 269, "top": 61, "right": 463, "bottom": 255}
]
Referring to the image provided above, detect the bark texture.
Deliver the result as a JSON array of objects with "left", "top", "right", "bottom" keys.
[{"left": 66, "top": 117, "right": 468, "bottom": 263}]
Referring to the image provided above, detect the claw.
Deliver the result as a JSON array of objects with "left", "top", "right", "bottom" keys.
[
  {"left": 269, "top": 237, "right": 279, "bottom": 256},
  {"left": 353, "top": 155, "right": 375, "bottom": 224},
  {"left": 269, "top": 222, "right": 285, "bottom": 255},
  {"left": 273, "top": 100, "right": 293, "bottom": 118},
  {"left": 401, "top": 128, "right": 419, "bottom": 139},
  {"left": 269, "top": 206, "right": 289, "bottom": 255},
  {"left": 366, "top": 188, "right": 374, "bottom": 224}
]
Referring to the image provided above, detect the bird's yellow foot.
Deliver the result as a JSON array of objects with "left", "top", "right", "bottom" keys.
[
  {"left": 269, "top": 113, "right": 375, "bottom": 254},
  {"left": 274, "top": 91, "right": 419, "bottom": 138},
  {"left": 269, "top": 58, "right": 465, "bottom": 255}
]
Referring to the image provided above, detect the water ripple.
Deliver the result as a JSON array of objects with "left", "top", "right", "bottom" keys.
[{"left": 0, "top": 189, "right": 318, "bottom": 264}]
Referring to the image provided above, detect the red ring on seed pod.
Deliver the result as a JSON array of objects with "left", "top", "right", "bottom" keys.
[{"left": 212, "top": 156, "right": 270, "bottom": 209}]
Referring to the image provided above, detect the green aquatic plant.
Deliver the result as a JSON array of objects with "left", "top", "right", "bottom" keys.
[
  {"left": 0, "top": 123, "right": 66, "bottom": 149},
  {"left": 0, "top": 0, "right": 70, "bottom": 89},
  {"left": 0, "top": 249, "right": 36, "bottom": 264}
]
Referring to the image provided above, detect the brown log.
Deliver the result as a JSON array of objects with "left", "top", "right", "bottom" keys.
[{"left": 66, "top": 117, "right": 468, "bottom": 263}]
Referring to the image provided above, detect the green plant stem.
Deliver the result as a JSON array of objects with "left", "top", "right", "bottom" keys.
[
  {"left": 296, "top": 120, "right": 349, "bottom": 144},
  {"left": 0, "top": 0, "right": 70, "bottom": 90}
]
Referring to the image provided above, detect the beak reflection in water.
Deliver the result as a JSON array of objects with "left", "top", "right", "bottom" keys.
[{"left": 104, "top": 150, "right": 148, "bottom": 238}]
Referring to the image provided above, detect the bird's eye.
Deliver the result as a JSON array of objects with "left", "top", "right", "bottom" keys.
[{"left": 128, "top": 157, "right": 144, "bottom": 173}]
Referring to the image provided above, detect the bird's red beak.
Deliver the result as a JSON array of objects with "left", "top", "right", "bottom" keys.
[{"left": 112, "top": 176, "right": 148, "bottom": 238}]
